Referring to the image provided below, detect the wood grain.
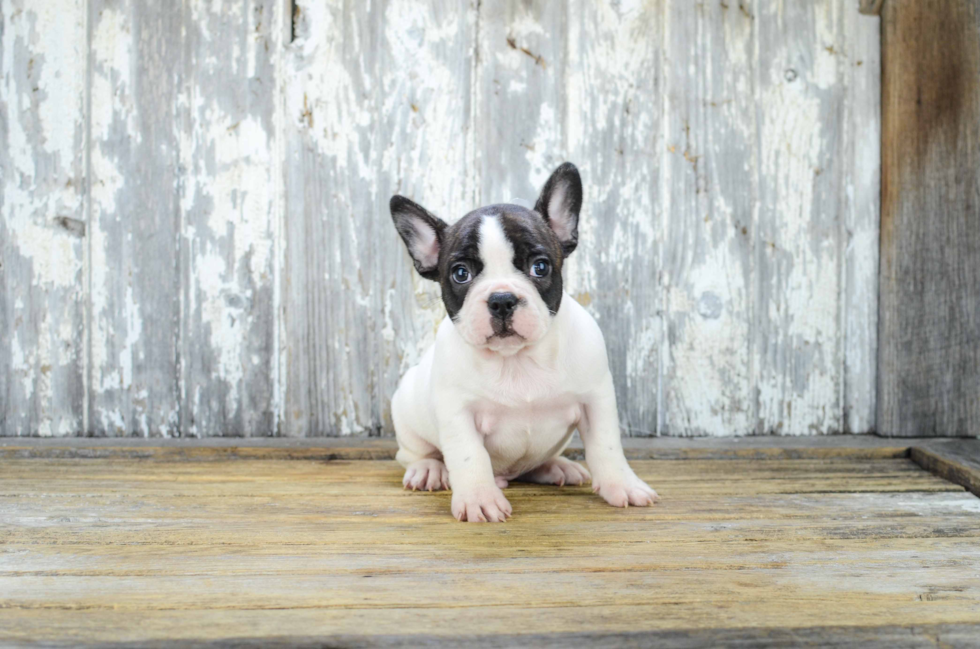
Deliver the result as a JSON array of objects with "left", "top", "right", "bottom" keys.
[
  {"left": 177, "top": 0, "right": 281, "bottom": 437},
  {"left": 87, "top": 0, "right": 183, "bottom": 435},
  {"left": 753, "top": 2, "right": 843, "bottom": 435},
  {"left": 0, "top": 0, "right": 87, "bottom": 436},
  {"left": 661, "top": 0, "right": 754, "bottom": 436},
  {"left": 0, "top": 434, "right": 916, "bottom": 461},
  {"left": 843, "top": 0, "right": 882, "bottom": 434},
  {"left": 878, "top": 0, "right": 980, "bottom": 437},
  {"left": 910, "top": 439, "right": 980, "bottom": 496},
  {"left": 1, "top": 1, "right": 885, "bottom": 437},
  {"left": 0, "top": 453, "right": 978, "bottom": 644}
]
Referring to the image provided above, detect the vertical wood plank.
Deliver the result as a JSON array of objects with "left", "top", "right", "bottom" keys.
[
  {"left": 752, "top": 1, "right": 847, "bottom": 434},
  {"left": 878, "top": 0, "right": 980, "bottom": 437},
  {"left": 842, "top": 4, "right": 880, "bottom": 433},
  {"left": 473, "top": 1, "right": 566, "bottom": 205},
  {"left": 283, "top": 0, "right": 474, "bottom": 435},
  {"left": 563, "top": 0, "right": 663, "bottom": 435},
  {"left": 661, "top": 0, "right": 755, "bottom": 436},
  {"left": 88, "top": 0, "right": 181, "bottom": 435},
  {"left": 0, "top": 0, "right": 87, "bottom": 436},
  {"left": 177, "top": 0, "right": 280, "bottom": 436}
]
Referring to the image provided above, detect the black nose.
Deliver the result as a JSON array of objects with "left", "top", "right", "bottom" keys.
[{"left": 487, "top": 292, "right": 518, "bottom": 319}]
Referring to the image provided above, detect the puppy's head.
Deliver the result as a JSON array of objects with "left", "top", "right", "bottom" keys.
[{"left": 391, "top": 162, "right": 582, "bottom": 355}]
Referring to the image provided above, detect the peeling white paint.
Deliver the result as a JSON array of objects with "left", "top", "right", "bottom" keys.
[
  {"left": 2, "top": 1, "right": 880, "bottom": 438},
  {"left": 1, "top": 1, "right": 86, "bottom": 436}
]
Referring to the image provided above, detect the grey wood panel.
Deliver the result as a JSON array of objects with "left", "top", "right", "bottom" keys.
[
  {"left": 878, "top": 0, "right": 980, "bottom": 437},
  {"left": 0, "top": 0, "right": 87, "bottom": 436},
  {"left": 282, "top": 0, "right": 475, "bottom": 435},
  {"left": 88, "top": 0, "right": 182, "bottom": 435},
  {"left": 753, "top": 1, "right": 847, "bottom": 434},
  {"left": 563, "top": 0, "right": 663, "bottom": 435},
  {"left": 473, "top": 0, "right": 566, "bottom": 205},
  {"left": 0, "top": 0, "right": 883, "bottom": 438},
  {"left": 661, "top": 0, "right": 754, "bottom": 437},
  {"left": 840, "top": 5, "right": 881, "bottom": 433},
  {"left": 177, "top": 0, "right": 280, "bottom": 436},
  {"left": 842, "top": 3, "right": 881, "bottom": 434}
]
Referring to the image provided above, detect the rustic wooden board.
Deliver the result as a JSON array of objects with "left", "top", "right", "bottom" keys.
[
  {"left": 911, "top": 439, "right": 980, "bottom": 497},
  {"left": 283, "top": 0, "right": 881, "bottom": 437},
  {"left": 176, "top": 0, "right": 280, "bottom": 436},
  {"left": 0, "top": 0, "right": 87, "bottom": 436},
  {"left": 878, "top": 0, "right": 980, "bottom": 437},
  {"left": 87, "top": 0, "right": 183, "bottom": 435},
  {"left": 658, "top": 1, "right": 880, "bottom": 437},
  {"left": 0, "top": 433, "right": 916, "bottom": 462},
  {"left": 88, "top": 0, "right": 283, "bottom": 437},
  {"left": 1, "top": 1, "right": 884, "bottom": 437},
  {"left": 843, "top": 0, "right": 882, "bottom": 435},
  {"left": 0, "top": 453, "right": 978, "bottom": 645},
  {"left": 660, "top": 0, "right": 754, "bottom": 437},
  {"left": 753, "top": 1, "right": 842, "bottom": 435}
]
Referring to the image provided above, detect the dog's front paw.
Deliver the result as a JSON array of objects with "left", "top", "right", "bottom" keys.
[
  {"left": 403, "top": 458, "right": 450, "bottom": 491},
  {"left": 451, "top": 484, "right": 512, "bottom": 523},
  {"left": 592, "top": 471, "right": 659, "bottom": 508}
]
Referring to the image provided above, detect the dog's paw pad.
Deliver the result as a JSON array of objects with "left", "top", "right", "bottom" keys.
[{"left": 403, "top": 459, "right": 450, "bottom": 492}]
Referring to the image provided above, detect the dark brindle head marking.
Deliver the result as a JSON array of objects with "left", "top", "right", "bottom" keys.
[{"left": 390, "top": 162, "right": 583, "bottom": 319}]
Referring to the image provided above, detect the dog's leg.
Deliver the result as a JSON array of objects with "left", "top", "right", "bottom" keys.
[
  {"left": 392, "top": 376, "right": 448, "bottom": 492},
  {"left": 440, "top": 412, "right": 512, "bottom": 522},
  {"left": 518, "top": 456, "right": 590, "bottom": 486},
  {"left": 580, "top": 373, "right": 659, "bottom": 507}
]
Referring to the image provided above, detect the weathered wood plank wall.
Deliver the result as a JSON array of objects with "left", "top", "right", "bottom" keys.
[
  {"left": 878, "top": 0, "right": 980, "bottom": 437},
  {"left": 1, "top": 0, "right": 880, "bottom": 437},
  {"left": 1, "top": 0, "right": 87, "bottom": 436}
]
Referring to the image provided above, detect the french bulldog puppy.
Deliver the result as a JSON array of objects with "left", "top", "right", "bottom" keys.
[{"left": 390, "top": 162, "right": 659, "bottom": 522}]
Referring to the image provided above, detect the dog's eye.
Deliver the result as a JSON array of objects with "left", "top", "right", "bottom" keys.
[
  {"left": 451, "top": 265, "right": 471, "bottom": 284},
  {"left": 530, "top": 259, "right": 551, "bottom": 278}
]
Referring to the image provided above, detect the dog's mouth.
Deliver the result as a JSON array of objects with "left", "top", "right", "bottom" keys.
[{"left": 487, "top": 318, "right": 524, "bottom": 341}]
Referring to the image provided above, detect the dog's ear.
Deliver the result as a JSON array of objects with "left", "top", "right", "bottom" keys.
[
  {"left": 390, "top": 196, "right": 448, "bottom": 281},
  {"left": 534, "top": 162, "right": 583, "bottom": 257}
]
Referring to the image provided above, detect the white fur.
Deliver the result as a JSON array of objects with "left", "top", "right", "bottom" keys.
[
  {"left": 391, "top": 215, "right": 658, "bottom": 522},
  {"left": 453, "top": 217, "right": 550, "bottom": 354}
]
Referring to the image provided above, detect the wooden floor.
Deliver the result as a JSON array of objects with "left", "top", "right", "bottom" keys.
[{"left": 2, "top": 440, "right": 980, "bottom": 647}]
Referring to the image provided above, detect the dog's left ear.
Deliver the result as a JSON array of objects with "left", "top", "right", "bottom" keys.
[
  {"left": 534, "top": 162, "right": 583, "bottom": 257},
  {"left": 390, "top": 195, "right": 448, "bottom": 281}
]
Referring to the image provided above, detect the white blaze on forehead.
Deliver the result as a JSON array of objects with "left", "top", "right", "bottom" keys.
[
  {"left": 453, "top": 213, "right": 553, "bottom": 351},
  {"left": 478, "top": 216, "right": 517, "bottom": 278}
]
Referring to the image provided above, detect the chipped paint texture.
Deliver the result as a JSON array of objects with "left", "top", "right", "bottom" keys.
[
  {"left": 1, "top": 0, "right": 87, "bottom": 436},
  {"left": 1, "top": 1, "right": 879, "bottom": 436}
]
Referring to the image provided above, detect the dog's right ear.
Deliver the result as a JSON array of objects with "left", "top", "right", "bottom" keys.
[{"left": 390, "top": 196, "right": 448, "bottom": 281}]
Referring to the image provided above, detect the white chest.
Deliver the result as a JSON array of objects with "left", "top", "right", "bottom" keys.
[{"left": 474, "top": 396, "right": 582, "bottom": 478}]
